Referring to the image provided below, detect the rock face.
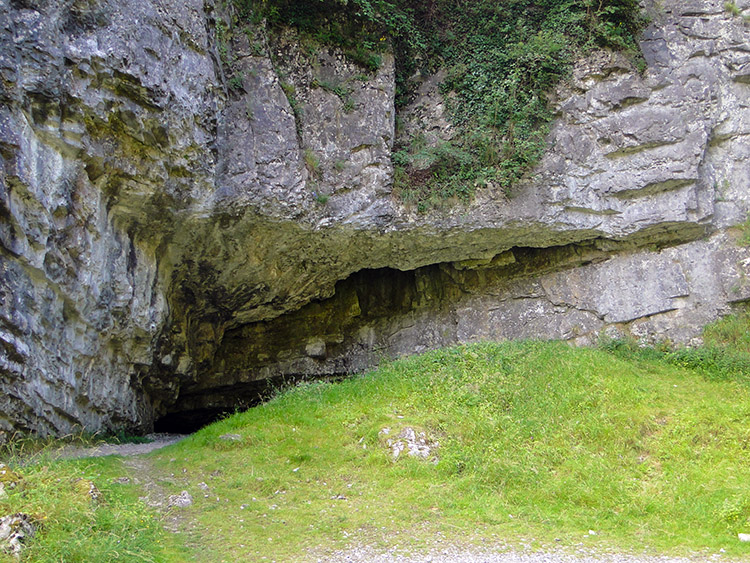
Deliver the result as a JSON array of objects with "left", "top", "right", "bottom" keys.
[{"left": 0, "top": 0, "right": 749, "bottom": 436}]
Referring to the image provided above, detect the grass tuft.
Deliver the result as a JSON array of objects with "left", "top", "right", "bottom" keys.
[{"left": 725, "top": 1, "right": 742, "bottom": 16}]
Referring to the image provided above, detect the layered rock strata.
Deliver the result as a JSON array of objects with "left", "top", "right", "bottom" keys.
[{"left": 0, "top": 0, "right": 749, "bottom": 435}]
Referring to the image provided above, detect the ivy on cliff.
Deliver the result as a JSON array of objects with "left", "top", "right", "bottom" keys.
[{"left": 235, "top": 0, "right": 647, "bottom": 209}]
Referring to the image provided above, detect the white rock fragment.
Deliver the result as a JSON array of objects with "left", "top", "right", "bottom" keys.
[
  {"left": 167, "top": 491, "right": 193, "bottom": 508},
  {"left": 383, "top": 426, "right": 439, "bottom": 461},
  {"left": 0, "top": 513, "right": 36, "bottom": 558}
]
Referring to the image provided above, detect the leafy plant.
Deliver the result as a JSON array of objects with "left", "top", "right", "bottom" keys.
[
  {"left": 228, "top": 73, "right": 244, "bottom": 91},
  {"left": 725, "top": 1, "right": 742, "bottom": 16},
  {"left": 280, "top": 80, "right": 304, "bottom": 136},
  {"left": 342, "top": 97, "right": 355, "bottom": 113},
  {"left": 312, "top": 78, "right": 348, "bottom": 100},
  {"left": 739, "top": 214, "right": 750, "bottom": 246},
  {"left": 703, "top": 306, "right": 750, "bottom": 355},
  {"left": 215, "top": 18, "right": 231, "bottom": 64},
  {"left": 312, "top": 77, "right": 356, "bottom": 112},
  {"left": 232, "top": 0, "right": 647, "bottom": 209}
]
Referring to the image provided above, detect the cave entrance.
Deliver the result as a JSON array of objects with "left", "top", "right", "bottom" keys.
[
  {"left": 152, "top": 374, "right": 350, "bottom": 434},
  {"left": 153, "top": 407, "right": 236, "bottom": 434}
]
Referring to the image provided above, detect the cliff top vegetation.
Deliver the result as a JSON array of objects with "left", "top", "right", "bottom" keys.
[{"left": 232, "top": 0, "right": 647, "bottom": 208}]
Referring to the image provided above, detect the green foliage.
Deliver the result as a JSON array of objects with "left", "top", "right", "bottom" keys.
[
  {"left": 394, "top": 0, "right": 646, "bottom": 208},
  {"left": 704, "top": 307, "right": 750, "bottom": 353},
  {"left": 244, "top": 0, "right": 393, "bottom": 72},
  {"left": 303, "top": 148, "right": 320, "bottom": 177},
  {"left": 342, "top": 97, "right": 355, "bottom": 112},
  {"left": 739, "top": 214, "right": 750, "bottom": 247},
  {"left": 228, "top": 73, "right": 245, "bottom": 91},
  {"left": 311, "top": 78, "right": 348, "bottom": 100},
  {"left": 232, "top": 0, "right": 646, "bottom": 209},
  {"left": 599, "top": 331, "right": 750, "bottom": 384},
  {"left": 311, "top": 77, "right": 356, "bottom": 111},
  {"left": 215, "top": 18, "right": 231, "bottom": 65},
  {"left": 717, "top": 496, "right": 750, "bottom": 528},
  {"left": 280, "top": 80, "right": 304, "bottom": 136},
  {"left": 725, "top": 1, "right": 742, "bottom": 16},
  {"left": 394, "top": 141, "right": 480, "bottom": 210}
]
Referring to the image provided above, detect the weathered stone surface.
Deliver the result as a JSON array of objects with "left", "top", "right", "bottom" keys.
[
  {"left": 382, "top": 426, "right": 439, "bottom": 462},
  {"left": 398, "top": 70, "right": 456, "bottom": 148},
  {"left": 0, "top": 0, "right": 749, "bottom": 435},
  {"left": 167, "top": 490, "right": 193, "bottom": 508},
  {"left": 0, "top": 513, "right": 35, "bottom": 558},
  {"left": 0, "top": 0, "right": 216, "bottom": 435}
]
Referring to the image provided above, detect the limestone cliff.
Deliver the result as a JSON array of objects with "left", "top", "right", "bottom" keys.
[{"left": 1, "top": 0, "right": 749, "bottom": 436}]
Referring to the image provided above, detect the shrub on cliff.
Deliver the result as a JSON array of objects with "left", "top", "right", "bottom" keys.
[{"left": 234, "top": 0, "right": 647, "bottom": 208}]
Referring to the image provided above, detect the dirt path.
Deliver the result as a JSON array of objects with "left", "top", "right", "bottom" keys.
[
  {"left": 51, "top": 433, "right": 187, "bottom": 459},
  {"left": 53, "top": 433, "right": 198, "bottom": 538},
  {"left": 123, "top": 454, "right": 188, "bottom": 534}
]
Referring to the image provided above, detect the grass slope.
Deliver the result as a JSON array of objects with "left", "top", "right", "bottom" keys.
[
  {"left": 159, "top": 340, "right": 750, "bottom": 561},
  {"left": 3, "top": 337, "right": 750, "bottom": 561}
]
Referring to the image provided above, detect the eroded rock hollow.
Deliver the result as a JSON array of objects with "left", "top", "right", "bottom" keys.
[{"left": 1, "top": 0, "right": 749, "bottom": 436}]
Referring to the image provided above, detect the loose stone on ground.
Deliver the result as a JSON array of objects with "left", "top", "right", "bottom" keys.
[{"left": 0, "top": 513, "right": 36, "bottom": 559}]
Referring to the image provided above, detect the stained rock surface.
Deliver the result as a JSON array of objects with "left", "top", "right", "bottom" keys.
[
  {"left": 0, "top": 0, "right": 749, "bottom": 436},
  {"left": 0, "top": 513, "right": 35, "bottom": 558}
]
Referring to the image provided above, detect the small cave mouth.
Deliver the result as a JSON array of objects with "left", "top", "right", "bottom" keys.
[
  {"left": 153, "top": 408, "right": 235, "bottom": 434},
  {"left": 152, "top": 374, "right": 350, "bottom": 434}
]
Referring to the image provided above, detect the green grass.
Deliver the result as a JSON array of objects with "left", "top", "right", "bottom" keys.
[
  {"left": 725, "top": 1, "right": 742, "bottom": 17},
  {"left": 5, "top": 335, "right": 750, "bottom": 561},
  {"left": 148, "top": 340, "right": 750, "bottom": 561},
  {"left": 704, "top": 307, "right": 750, "bottom": 354},
  {"left": 0, "top": 455, "right": 187, "bottom": 563}
]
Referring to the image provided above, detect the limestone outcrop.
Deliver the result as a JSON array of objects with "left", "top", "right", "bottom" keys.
[{"left": 0, "top": 0, "right": 749, "bottom": 435}]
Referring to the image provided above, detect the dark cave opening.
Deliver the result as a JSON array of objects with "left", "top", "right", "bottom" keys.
[
  {"left": 151, "top": 241, "right": 647, "bottom": 435},
  {"left": 152, "top": 379, "right": 280, "bottom": 434},
  {"left": 152, "top": 373, "right": 352, "bottom": 434},
  {"left": 153, "top": 407, "right": 234, "bottom": 434}
]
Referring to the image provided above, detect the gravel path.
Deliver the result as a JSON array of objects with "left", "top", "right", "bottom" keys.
[
  {"left": 322, "top": 546, "right": 732, "bottom": 563},
  {"left": 51, "top": 433, "right": 186, "bottom": 459}
]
